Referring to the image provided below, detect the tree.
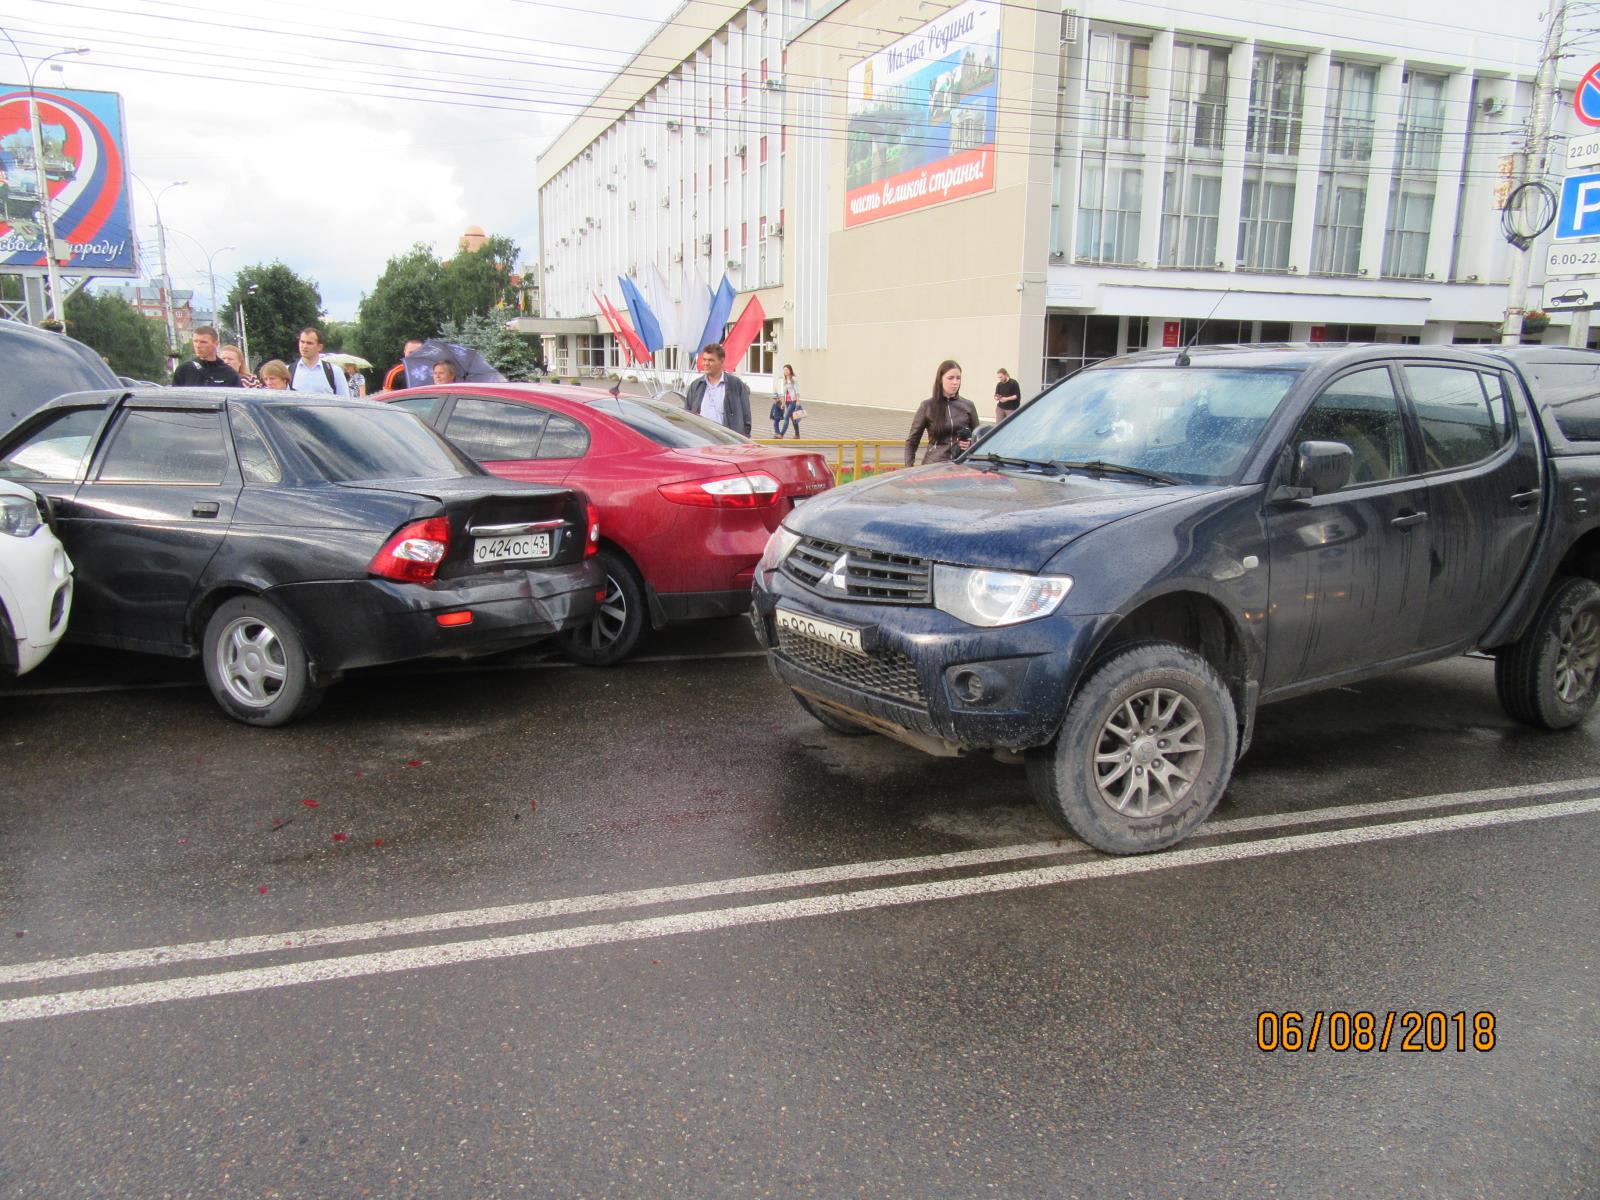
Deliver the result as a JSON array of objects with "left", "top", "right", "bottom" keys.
[
  {"left": 440, "top": 313, "right": 540, "bottom": 381},
  {"left": 222, "top": 262, "right": 324, "bottom": 367},
  {"left": 353, "top": 244, "right": 448, "bottom": 373},
  {"left": 64, "top": 291, "right": 165, "bottom": 380},
  {"left": 440, "top": 234, "right": 518, "bottom": 327}
]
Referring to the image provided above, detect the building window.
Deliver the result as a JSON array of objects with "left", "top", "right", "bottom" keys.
[
  {"left": 1160, "top": 171, "right": 1221, "bottom": 268},
  {"left": 1312, "top": 184, "right": 1365, "bottom": 275},
  {"left": 1076, "top": 159, "right": 1143, "bottom": 264},
  {"left": 1383, "top": 184, "right": 1434, "bottom": 277},
  {"left": 1043, "top": 314, "right": 1121, "bottom": 384},
  {"left": 1238, "top": 178, "right": 1294, "bottom": 270},
  {"left": 1168, "top": 42, "right": 1228, "bottom": 152},
  {"left": 1325, "top": 61, "right": 1377, "bottom": 165},
  {"left": 746, "top": 318, "right": 778, "bottom": 375},
  {"left": 1397, "top": 71, "right": 1448, "bottom": 172},
  {"left": 1084, "top": 31, "right": 1151, "bottom": 141},
  {"left": 760, "top": 135, "right": 768, "bottom": 162},
  {"left": 1246, "top": 52, "right": 1306, "bottom": 156}
]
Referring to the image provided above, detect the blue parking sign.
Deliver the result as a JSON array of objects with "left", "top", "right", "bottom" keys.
[{"left": 1556, "top": 172, "right": 1600, "bottom": 240}]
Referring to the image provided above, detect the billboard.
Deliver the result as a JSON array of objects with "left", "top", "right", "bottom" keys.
[
  {"left": 0, "top": 87, "right": 136, "bottom": 276},
  {"left": 844, "top": 0, "right": 999, "bottom": 229}
]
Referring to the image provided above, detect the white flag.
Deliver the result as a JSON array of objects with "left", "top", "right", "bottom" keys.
[
  {"left": 679, "top": 263, "right": 712, "bottom": 368},
  {"left": 646, "top": 263, "right": 676, "bottom": 367}
]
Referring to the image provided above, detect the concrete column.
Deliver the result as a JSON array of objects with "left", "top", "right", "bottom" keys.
[
  {"left": 1419, "top": 322, "right": 1455, "bottom": 345},
  {"left": 1217, "top": 41, "right": 1256, "bottom": 272},
  {"left": 1138, "top": 30, "right": 1175, "bottom": 268},
  {"left": 1426, "top": 72, "right": 1475, "bottom": 282},
  {"left": 1291, "top": 51, "right": 1333, "bottom": 274},
  {"left": 1361, "top": 61, "right": 1406, "bottom": 278}
]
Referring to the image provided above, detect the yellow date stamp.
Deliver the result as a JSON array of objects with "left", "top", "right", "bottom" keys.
[{"left": 1256, "top": 1010, "right": 1496, "bottom": 1053}]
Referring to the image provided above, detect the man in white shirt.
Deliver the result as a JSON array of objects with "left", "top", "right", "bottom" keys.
[
  {"left": 683, "top": 342, "right": 751, "bottom": 436},
  {"left": 289, "top": 327, "right": 349, "bottom": 395}
]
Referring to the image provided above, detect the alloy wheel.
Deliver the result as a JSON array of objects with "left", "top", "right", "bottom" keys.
[
  {"left": 1092, "top": 687, "right": 1207, "bottom": 819},
  {"left": 215, "top": 615, "right": 287, "bottom": 708},
  {"left": 1554, "top": 607, "right": 1600, "bottom": 703}
]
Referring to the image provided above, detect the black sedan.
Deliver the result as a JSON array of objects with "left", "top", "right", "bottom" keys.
[{"left": 0, "top": 388, "right": 603, "bottom": 725}]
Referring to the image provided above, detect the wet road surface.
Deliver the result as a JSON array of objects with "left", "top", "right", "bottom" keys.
[{"left": 2, "top": 623, "right": 1597, "bottom": 1198}]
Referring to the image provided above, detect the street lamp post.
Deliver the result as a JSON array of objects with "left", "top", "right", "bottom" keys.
[
  {"left": 133, "top": 176, "right": 188, "bottom": 355},
  {"left": 168, "top": 228, "right": 233, "bottom": 337},
  {"left": 0, "top": 30, "right": 88, "bottom": 325},
  {"left": 236, "top": 283, "right": 259, "bottom": 367}
]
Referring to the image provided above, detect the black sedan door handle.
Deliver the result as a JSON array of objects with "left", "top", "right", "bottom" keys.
[
  {"left": 1511, "top": 488, "right": 1540, "bottom": 509},
  {"left": 192, "top": 502, "right": 220, "bottom": 518},
  {"left": 1390, "top": 511, "right": 1428, "bottom": 529}
]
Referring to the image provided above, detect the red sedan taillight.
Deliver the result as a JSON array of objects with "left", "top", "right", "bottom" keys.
[
  {"left": 658, "top": 472, "right": 782, "bottom": 508},
  {"left": 369, "top": 516, "right": 450, "bottom": 582}
]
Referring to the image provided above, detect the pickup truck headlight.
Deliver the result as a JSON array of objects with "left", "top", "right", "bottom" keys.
[
  {"left": 757, "top": 525, "right": 801, "bottom": 582},
  {"left": 933, "top": 564, "right": 1073, "bottom": 627},
  {"left": 0, "top": 495, "right": 43, "bottom": 538}
]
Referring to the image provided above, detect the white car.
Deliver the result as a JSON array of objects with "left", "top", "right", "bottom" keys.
[{"left": 0, "top": 479, "right": 72, "bottom": 675}]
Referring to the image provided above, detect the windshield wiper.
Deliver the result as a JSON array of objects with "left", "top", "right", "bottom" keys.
[
  {"left": 1052, "top": 459, "right": 1181, "bottom": 486},
  {"left": 969, "top": 452, "right": 1057, "bottom": 473}
]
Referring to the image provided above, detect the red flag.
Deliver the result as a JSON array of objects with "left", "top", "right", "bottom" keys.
[
  {"left": 602, "top": 293, "right": 652, "bottom": 364},
  {"left": 721, "top": 294, "right": 767, "bottom": 369},
  {"left": 593, "top": 291, "right": 633, "bottom": 365}
]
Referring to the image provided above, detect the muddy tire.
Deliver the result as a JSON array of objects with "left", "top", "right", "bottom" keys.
[
  {"left": 202, "top": 596, "right": 325, "bottom": 727},
  {"left": 794, "top": 691, "right": 872, "bottom": 735},
  {"left": 1027, "top": 641, "right": 1236, "bottom": 854},
  {"left": 1495, "top": 576, "right": 1600, "bottom": 730}
]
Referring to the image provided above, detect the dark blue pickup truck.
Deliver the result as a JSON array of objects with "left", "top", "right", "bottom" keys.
[{"left": 752, "top": 344, "right": 1600, "bottom": 853}]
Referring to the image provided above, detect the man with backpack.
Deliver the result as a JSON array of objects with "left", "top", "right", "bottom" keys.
[{"left": 289, "top": 327, "right": 349, "bottom": 395}]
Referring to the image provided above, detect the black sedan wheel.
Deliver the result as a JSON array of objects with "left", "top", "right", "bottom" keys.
[
  {"left": 202, "top": 596, "right": 325, "bottom": 727},
  {"left": 557, "top": 548, "right": 648, "bottom": 666}
]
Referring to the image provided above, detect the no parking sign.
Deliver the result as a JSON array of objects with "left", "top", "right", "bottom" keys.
[{"left": 1577, "top": 63, "right": 1600, "bottom": 127}]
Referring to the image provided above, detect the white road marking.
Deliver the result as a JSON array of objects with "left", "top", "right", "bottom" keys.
[
  {"left": 2, "top": 796, "right": 1596, "bottom": 1025},
  {"left": 3, "top": 775, "right": 1597, "bottom": 987}
]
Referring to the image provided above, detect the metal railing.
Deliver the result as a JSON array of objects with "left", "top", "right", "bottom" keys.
[{"left": 752, "top": 438, "right": 906, "bottom": 482}]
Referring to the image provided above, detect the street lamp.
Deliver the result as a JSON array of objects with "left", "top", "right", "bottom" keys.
[
  {"left": 132, "top": 175, "right": 188, "bottom": 355},
  {"left": 0, "top": 30, "right": 89, "bottom": 325},
  {"left": 168, "top": 227, "right": 233, "bottom": 336},
  {"left": 236, "top": 283, "right": 259, "bottom": 367}
]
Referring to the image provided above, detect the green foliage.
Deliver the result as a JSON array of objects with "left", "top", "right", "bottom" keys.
[
  {"left": 223, "top": 262, "right": 324, "bottom": 367},
  {"left": 440, "top": 234, "right": 519, "bottom": 327},
  {"left": 353, "top": 244, "right": 447, "bottom": 373},
  {"left": 322, "top": 319, "right": 358, "bottom": 354},
  {"left": 439, "top": 313, "right": 541, "bottom": 382},
  {"left": 64, "top": 291, "right": 165, "bottom": 380}
]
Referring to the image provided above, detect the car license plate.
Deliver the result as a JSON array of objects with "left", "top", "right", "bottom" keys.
[
  {"left": 473, "top": 532, "right": 551, "bottom": 564},
  {"left": 776, "top": 607, "right": 866, "bottom": 656}
]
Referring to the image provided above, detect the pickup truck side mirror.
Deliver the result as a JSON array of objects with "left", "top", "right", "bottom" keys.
[{"left": 1295, "top": 440, "right": 1354, "bottom": 496}]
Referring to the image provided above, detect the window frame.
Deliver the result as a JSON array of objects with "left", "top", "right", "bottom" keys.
[
  {"left": 1399, "top": 364, "right": 1518, "bottom": 475},
  {"left": 93, "top": 407, "right": 234, "bottom": 486},
  {"left": 1287, "top": 365, "right": 1420, "bottom": 491}
]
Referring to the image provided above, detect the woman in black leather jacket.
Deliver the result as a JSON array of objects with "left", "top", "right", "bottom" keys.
[{"left": 904, "top": 359, "right": 980, "bottom": 466}]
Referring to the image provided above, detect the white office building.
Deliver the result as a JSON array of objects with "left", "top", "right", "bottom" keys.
[{"left": 531, "top": 0, "right": 1591, "bottom": 412}]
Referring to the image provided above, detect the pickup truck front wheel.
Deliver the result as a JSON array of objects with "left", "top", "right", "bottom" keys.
[
  {"left": 1027, "top": 641, "right": 1237, "bottom": 854},
  {"left": 1495, "top": 576, "right": 1600, "bottom": 729}
]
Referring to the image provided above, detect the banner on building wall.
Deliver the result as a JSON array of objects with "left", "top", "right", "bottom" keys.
[
  {"left": 844, "top": 0, "right": 999, "bottom": 229},
  {"left": 0, "top": 87, "right": 137, "bottom": 275}
]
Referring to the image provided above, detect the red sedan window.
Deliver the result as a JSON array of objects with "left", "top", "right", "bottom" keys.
[
  {"left": 535, "top": 414, "right": 590, "bottom": 459},
  {"left": 444, "top": 397, "right": 547, "bottom": 460}
]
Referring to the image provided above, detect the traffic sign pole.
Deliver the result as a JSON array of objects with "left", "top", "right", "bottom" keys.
[{"left": 1503, "top": 0, "right": 1568, "bottom": 344}]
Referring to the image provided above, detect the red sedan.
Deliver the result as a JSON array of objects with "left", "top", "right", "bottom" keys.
[{"left": 380, "top": 385, "right": 834, "bottom": 663}]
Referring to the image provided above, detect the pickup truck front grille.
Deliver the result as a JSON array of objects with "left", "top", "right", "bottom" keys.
[
  {"left": 775, "top": 627, "right": 927, "bottom": 707},
  {"left": 783, "top": 536, "right": 932, "bottom": 604}
]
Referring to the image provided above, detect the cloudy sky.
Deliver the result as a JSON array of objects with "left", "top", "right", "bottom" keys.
[{"left": 4, "top": 0, "right": 682, "bottom": 319}]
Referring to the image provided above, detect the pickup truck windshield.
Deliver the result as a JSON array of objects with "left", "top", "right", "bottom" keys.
[{"left": 979, "top": 367, "right": 1301, "bottom": 483}]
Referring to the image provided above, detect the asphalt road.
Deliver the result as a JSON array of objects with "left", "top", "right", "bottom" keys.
[{"left": 2, "top": 623, "right": 1597, "bottom": 1199}]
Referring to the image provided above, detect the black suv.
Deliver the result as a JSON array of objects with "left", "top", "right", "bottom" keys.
[
  {"left": 0, "top": 320, "right": 120, "bottom": 435},
  {"left": 753, "top": 344, "right": 1600, "bottom": 853}
]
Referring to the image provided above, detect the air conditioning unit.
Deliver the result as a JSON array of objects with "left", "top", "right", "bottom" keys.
[
  {"left": 695, "top": 124, "right": 711, "bottom": 135},
  {"left": 606, "top": 182, "right": 618, "bottom": 192},
  {"left": 660, "top": 194, "right": 672, "bottom": 209},
  {"left": 627, "top": 200, "right": 637, "bottom": 211},
  {"left": 764, "top": 220, "right": 784, "bottom": 237},
  {"left": 726, "top": 258, "right": 742, "bottom": 270},
  {"left": 673, "top": 248, "right": 684, "bottom": 263},
  {"left": 643, "top": 157, "right": 657, "bottom": 167},
  {"left": 1060, "top": 8, "right": 1081, "bottom": 43},
  {"left": 765, "top": 76, "right": 784, "bottom": 91},
  {"left": 1480, "top": 96, "right": 1507, "bottom": 117},
  {"left": 734, "top": 143, "right": 748, "bottom": 157},
  {"left": 699, "top": 234, "right": 712, "bottom": 253},
  {"left": 665, "top": 118, "right": 681, "bottom": 131}
]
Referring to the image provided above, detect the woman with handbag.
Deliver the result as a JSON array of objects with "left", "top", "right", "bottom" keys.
[
  {"left": 904, "top": 359, "right": 979, "bottom": 466},
  {"left": 780, "top": 364, "right": 805, "bottom": 438}
]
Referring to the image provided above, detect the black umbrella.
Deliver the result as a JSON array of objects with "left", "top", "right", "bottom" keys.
[{"left": 402, "top": 339, "right": 505, "bottom": 386}]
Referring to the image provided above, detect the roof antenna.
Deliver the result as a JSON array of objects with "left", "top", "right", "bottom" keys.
[{"left": 1174, "top": 288, "right": 1234, "bottom": 368}]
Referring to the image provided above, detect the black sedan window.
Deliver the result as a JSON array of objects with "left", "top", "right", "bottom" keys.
[
  {"left": 585, "top": 396, "right": 746, "bottom": 447},
  {"left": 264, "top": 404, "right": 478, "bottom": 481},
  {"left": 98, "top": 410, "right": 229, "bottom": 484},
  {"left": 0, "top": 408, "right": 105, "bottom": 481}
]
